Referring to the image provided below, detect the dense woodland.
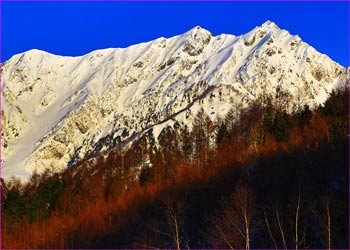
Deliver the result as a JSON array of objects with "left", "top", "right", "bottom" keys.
[{"left": 1, "top": 87, "right": 349, "bottom": 249}]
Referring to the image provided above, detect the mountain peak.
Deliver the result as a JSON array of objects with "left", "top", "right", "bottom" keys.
[
  {"left": 189, "top": 25, "right": 208, "bottom": 32},
  {"left": 260, "top": 20, "right": 280, "bottom": 30},
  {"left": 25, "top": 48, "right": 48, "bottom": 55},
  {"left": 22, "top": 49, "right": 58, "bottom": 59},
  {"left": 185, "top": 25, "right": 212, "bottom": 46},
  {"left": 187, "top": 25, "right": 212, "bottom": 37},
  {"left": 10, "top": 49, "right": 58, "bottom": 66}
]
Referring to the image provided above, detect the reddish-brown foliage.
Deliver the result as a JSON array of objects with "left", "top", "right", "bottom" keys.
[{"left": 2, "top": 88, "right": 348, "bottom": 248}]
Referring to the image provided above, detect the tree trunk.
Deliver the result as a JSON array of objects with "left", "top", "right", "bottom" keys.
[
  {"left": 276, "top": 207, "right": 287, "bottom": 249},
  {"left": 326, "top": 199, "right": 331, "bottom": 250},
  {"left": 295, "top": 194, "right": 301, "bottom": 250},
  {"left": 264, "top": 210, "right": 277, "bottom": 249}
]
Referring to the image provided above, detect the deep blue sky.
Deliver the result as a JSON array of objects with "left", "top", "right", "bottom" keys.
[{"left": 2, "top": 1, "right": 349, "bottom": 67}]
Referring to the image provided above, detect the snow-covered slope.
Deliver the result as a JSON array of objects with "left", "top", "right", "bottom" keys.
[{"left": 1, "top": 21, "right": 346, "bottom": 180}]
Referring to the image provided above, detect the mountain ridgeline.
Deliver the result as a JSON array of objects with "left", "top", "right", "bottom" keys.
[{"left": 1, "top": 20, "right": 347, "bottom": 180}]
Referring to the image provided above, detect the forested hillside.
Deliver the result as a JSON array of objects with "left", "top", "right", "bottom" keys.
[{"left": 1, "top": 87, "right": 348, "bottom": 249}]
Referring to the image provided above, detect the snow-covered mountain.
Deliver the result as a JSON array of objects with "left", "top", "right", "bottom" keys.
[{"left": 1, "top": 21, "right": 347, "bottom": 180}]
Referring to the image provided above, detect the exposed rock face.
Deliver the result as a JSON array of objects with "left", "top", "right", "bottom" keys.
[{"left": 1, "top": 21, "right": 346, "bottom": 180}]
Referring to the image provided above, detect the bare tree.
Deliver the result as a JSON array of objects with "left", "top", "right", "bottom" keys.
[
  {"left": 326, "top": 199, "right": 331, "bottom": 250},
  {"left": 165, "top": 197, "right": 182, "bottom": 250},
  {"left": 275, "top": 206, "right": 287, "bottom": 249},
  {"left": 208, "top": 185, "right": 255, "bottom": 249},
  {"left": 137, "top": 196, "right": 186, "bottom": 249},
  {"left": 192, "top": 108, "right": 215, "bottom": 170},
  {"left": 295, "top": 193, "right": 301, "bottom": 250},
  {"left": 234, "top": 187, "right": 253, "bottom": 249},
  {"left": 312, "top": 196, "right": 332, "bottom": 250},
  {"left": 264, "top": 210, "right": 278, "bottom": 249}
]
